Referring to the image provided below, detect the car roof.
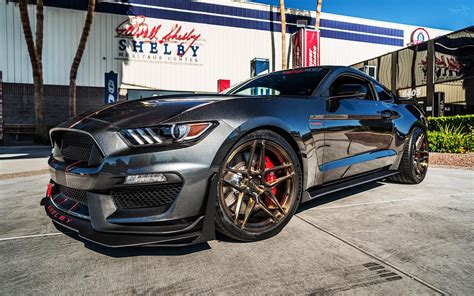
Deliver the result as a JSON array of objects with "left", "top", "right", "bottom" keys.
[
  {"left": 269, "top": 66, "right": 377, "bottom": 83},
  {"left": 272, "top": 65, "right": 364, "bottom": 75},
  {"left": 232, "top": 65, "right": 385, "bottom": 97}
]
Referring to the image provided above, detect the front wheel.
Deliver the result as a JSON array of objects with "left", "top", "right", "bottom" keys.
[
  {"left": 215, "top": 130, "right": 303, "bottom": 241},
  {"left": 389, "top": 127, "right": 429, "bottom": 184}
]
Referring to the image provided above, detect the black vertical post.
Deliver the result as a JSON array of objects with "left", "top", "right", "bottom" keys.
[
  {"left": 433, "top": 92, "right": 445, "bottom": 117},
  {"left": 0, "top": 71, "right": 3, "bottom": 145},
  {"left": 376, "top": 56, "right": 381, "bottom": 82},
  {"left": 391, "top": 51, "right": 398, "bottom": 94},
  {"left": 426, "top": 40, "right": 435, "bottom": 116}
]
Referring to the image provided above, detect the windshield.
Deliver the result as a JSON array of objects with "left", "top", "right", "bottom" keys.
[{"left": 227, "top": 67, "right": 330, "bottom": 97}]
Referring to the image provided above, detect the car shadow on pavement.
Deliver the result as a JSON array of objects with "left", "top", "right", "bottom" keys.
[
  {"left": 297, "top": 181, "right": 385, "bottom": 213},
  {"left": 53, "top": 223, "right": 212, "bottom": 257},
  {"left": 216, "top": 181, "right": 387, "bottom": 244},
  {"left": 51, "top": 181, "right": 387, "bottom": 254},
  {"left": 84, "top": 242, "right": 212, "bottom": 257}
]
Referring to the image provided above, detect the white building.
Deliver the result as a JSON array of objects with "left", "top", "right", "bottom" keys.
[
  {"left": 0, "top": 0, "right": 450, "bottom": 92},
  {"left": 0, "top": 0, "right": 451, "bottom": 142}
]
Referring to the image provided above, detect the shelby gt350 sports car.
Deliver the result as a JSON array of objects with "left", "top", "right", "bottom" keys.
[{"left": 43, "top": 66, "right": 429, "bottom": 247}]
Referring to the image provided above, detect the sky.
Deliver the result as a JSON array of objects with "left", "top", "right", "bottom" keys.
[{"left": 249, "top": 0, "right": 474, "bottom": 31}]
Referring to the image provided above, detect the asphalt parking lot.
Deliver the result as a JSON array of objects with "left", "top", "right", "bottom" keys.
[{"left": 0, "top": 152, "right": 473, "bottom": 294}]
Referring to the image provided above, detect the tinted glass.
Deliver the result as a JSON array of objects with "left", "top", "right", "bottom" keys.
[
  {"left": 228, "top": 68, "right": 329, "bottom": 96},
  {"left": 375, "top": 84, "right": 393, "bottom": 101},
  {"left": 329, "top": 75, "right": 375, "bottom": 100}
]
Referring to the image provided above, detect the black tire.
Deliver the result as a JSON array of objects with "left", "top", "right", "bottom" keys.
[
  {"left": 215, "top": 130, "right": 303, "bottom": 241},
  {"left": 389, "top": 127, "right": 429, "bottom": 184}
]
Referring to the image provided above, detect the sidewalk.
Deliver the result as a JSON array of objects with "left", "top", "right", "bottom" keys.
[{"left": 0, "top": 146, "right": 51, "bottom": 176}]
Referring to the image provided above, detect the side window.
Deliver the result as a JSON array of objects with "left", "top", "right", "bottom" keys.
[
  {"left": 375, "top": 84, "right": 394, "bottom": 101},
  {"left": 328, "top": 75, "right": 376, "bottom": 100},
  {"left": 363, "top": 81, "right": 376, "bottom": 101}
]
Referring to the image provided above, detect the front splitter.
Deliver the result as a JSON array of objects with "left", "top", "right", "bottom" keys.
[{"left": 42, "top": 174, "right": 218, "bottom": 247}]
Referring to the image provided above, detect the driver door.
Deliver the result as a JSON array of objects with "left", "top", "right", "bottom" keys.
[{"left": 321, "top": 75, "right": 395, "bottom": 183}]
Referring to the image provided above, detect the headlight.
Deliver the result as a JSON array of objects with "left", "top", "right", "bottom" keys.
[{"left": 121, "top": 122, "right": 215, "bottom": 146}]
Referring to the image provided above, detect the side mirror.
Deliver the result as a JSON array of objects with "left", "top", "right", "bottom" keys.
[{"left": 330, "top": 84, "right": 367, "bottom": 100}]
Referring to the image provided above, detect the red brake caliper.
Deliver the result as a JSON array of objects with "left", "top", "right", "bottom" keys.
[{"left": 264, "top": 156, "right": 277, "bottom": 206}]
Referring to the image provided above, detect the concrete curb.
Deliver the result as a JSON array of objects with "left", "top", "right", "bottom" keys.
[{"left": 0, "top": 169, "right": 50, "bottom": 180}]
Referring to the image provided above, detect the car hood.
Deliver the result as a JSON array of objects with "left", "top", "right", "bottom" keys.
[{"left": 84, "top": 94, "right": 231, "bottom": 128}]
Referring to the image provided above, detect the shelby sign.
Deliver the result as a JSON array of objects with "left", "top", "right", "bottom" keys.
[{"left": 115, "top": 16, "right": 203, "bottom": 65}]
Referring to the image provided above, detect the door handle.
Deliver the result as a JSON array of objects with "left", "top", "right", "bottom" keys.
[{"left": 380, "top": 110, "right": 393, "bottom": 119}]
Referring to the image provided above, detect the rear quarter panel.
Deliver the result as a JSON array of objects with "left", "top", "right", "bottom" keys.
[{"left": 389, "top": 101, "right": 428, "bottom": 170}]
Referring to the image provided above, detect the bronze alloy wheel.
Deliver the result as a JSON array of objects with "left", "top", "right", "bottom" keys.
[
  {"left": 218, "top": 137, "right": 299, "bottom": 234},
  {"left": 413, "top": 132, "right": 429, "bottom": 178},
  {"left": 389, "top": 127, "right": 429, "bottom": 184}
]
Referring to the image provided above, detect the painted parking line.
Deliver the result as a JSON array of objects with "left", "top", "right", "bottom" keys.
[{"left": 0, "top": 232, "right": 71, "bottom": 242}]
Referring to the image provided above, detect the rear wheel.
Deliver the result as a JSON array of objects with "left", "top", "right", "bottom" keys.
[
  {"left": 215, "top": 130, "right": 302, "bottom": 241},
  {"left": 389, "top": 127, "right": 429, "bottom": 184}
]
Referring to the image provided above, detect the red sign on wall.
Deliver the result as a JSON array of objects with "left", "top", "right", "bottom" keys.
[
  {"left": 305, "top": 30, "right": 320, "bottom": 66},
  {"left": 217, "top": 79, "right": 231, "bottom": 93},
  {"left": 291, "top": 29, "right": 320, "bottom": 68}
]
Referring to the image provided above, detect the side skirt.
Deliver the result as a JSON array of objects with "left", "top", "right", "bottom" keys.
[{"left": 302, "top": 170, "right": 399, "bottom": 203}]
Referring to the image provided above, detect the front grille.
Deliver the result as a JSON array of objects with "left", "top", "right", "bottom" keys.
[
  {"left": 57, "top": 185, "right": 88, "bottom": 205},
  {"left": 53, "top": 131, "right": 103, "bottom": 166},
  {"left": 112, "top": 184, "right": 182, "bottom": 209}
]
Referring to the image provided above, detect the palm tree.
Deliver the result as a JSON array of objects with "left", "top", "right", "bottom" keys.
[
  {"left": 18, "top": 0, "right": 46, "bottom": 138},
  {"left": 69, "top": 0, "right": 96, "bottom": 117},
  {"left": 315, "top": 0, "right": 323, "bottom": 31},
  {"left": 280, "top": 0, "right": 287, "bottom": 70}
]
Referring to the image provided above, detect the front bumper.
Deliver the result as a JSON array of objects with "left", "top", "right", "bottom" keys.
[
  {"left": 43, "top": 175, "right": 217, "bottom": 247},
  {"left": 43, "top": 119, "right": 235, "bottom": 247}
]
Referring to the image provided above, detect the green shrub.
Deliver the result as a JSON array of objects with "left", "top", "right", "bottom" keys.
[
  {"left": 428, "top": 124, "right": 473, "bottom": 153},
  {"left": 428, "top": 115, "right": 474, "bottom": 133}
]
